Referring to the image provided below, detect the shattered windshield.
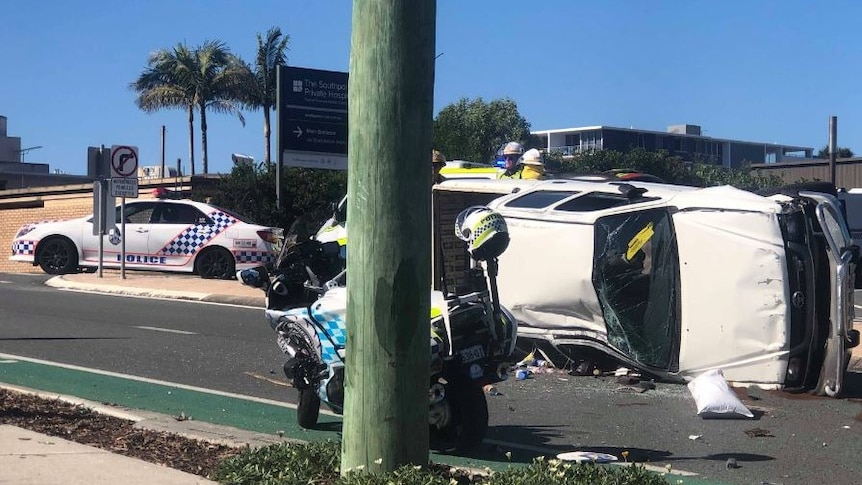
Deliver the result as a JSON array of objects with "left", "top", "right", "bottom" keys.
[{"left": 592, "top": 208, "right": 679, "bottom": 369}]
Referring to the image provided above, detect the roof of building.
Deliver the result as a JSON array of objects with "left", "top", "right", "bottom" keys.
[{"left": 532, "top": 125, "right": 812, "bottom": 151}]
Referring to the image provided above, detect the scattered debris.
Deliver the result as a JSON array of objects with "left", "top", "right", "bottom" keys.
[
  {"left": 173, "top": 412, "right": 191, "bottom": 422},
  {"left": 615, "top": 367, "right": 632, "bottom": 377},
  {"left": 616, "top": 375, "right": 640, "bottom": 385},
  {"left": 744, "top": 427, "right": 774, "bottom": 438},
  {"left": 556, "top": 451, "right": 619, "bottom": 463},
  {"left": 725, "top": 457, "right": 739, "bottom": 469},
  {"left": 483, "top": 384, "right": 502, "bottom": 396},
  {"left": 638, "top": 381, "right": 656, "bottom": 391},
  {"left": 568, "top": 360, "right": 597, "bottom": 376}
]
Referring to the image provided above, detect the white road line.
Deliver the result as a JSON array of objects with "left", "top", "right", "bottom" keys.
[
  {"left": 134, "top": 326, "right": 197, "bottom": 335},
  {"left": 0, "top": 351, "right": 339, "bottom": 415},
  {"left": 0, "top": 280, "right": 12, "bottom": 284}
]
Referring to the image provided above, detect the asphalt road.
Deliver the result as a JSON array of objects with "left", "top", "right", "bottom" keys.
[
  {"left": 0, "top": 273, "right": 289, "bottom": 402},
  {"left": 1, "top": 272, "right": 861, "bottom": 485}
]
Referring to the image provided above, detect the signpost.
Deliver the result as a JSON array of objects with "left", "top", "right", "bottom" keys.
[
  {"left": 277, "top": 65, "right": 348, "bottom": 208},
  {"left": 109, "top": 145, "right": 139, "bottom": 279}
]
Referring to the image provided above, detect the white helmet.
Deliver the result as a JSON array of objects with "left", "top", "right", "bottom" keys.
[
  {"left": 455, "top": 206, "right": 510, "bottom": 261},
  {"left": 521, "top": 148, "right": 544, "bottom": 166},
  {"left": 502, "top": 142, "right": 524, "bottom": 156}
]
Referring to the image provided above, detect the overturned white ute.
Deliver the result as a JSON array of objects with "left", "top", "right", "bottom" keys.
[{"left": 433, "top": 179, "right": 860, "bottom": 396}]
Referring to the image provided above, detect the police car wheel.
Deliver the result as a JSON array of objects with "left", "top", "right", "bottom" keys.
[
  {"left": 196, "top": 247, "right": 236, "bottom": 280},
  {"left": 37, "top": 237, "right": 78, "bottom": 275}
]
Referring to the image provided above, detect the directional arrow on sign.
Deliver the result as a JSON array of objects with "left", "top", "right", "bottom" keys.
[{"left": 294, "top": 126, "right": 303, "bottom": 137}]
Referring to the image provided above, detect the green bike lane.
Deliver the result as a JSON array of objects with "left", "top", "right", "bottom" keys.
[{"left": 0, "top": 353, "right": 727, "bottom": 485}]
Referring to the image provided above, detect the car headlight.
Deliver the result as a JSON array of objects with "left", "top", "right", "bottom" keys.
[{"left": 14, "top": 226, "right": 35, "bottom": 238}]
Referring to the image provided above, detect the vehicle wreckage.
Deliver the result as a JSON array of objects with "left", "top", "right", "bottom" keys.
[{"left": 431, "top": 178, "right": 860, "bottom": 397}]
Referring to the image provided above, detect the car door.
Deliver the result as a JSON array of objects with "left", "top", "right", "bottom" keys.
[
  {"left": 147, "top": 202, "right": 213, "bottom": 271},
  {"left": 80, "top": 201, "right": 156, "bottom": 267}
]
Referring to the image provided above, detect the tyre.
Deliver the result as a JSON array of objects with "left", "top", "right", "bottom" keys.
[
  {"left": 296, "top": 389, "right": 321, "bottom": 429},
  {"left": 429, "top": 372, "right": 489, "bottom": 454},
  {"left": 195, "top": 247, "right": 236, "bottom": 280},
  {"left": 37, "top": 237, "right": 78, "bottom": 275}
]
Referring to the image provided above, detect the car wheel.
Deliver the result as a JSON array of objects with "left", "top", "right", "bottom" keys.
[
  {"left": 195, "top": 247, "right": 236, "bottom": 280},
  {"left": 429, "top": 372, "right": 489, "bottom": 454},
  {"left": 296, "top": 389, "right": 321, "bottom": 429},
  {"left": 37, "top": 237, "right": 78, "bottom": 275}
]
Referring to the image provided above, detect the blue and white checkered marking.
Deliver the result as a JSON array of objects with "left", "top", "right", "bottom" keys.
[
  {"left": 160, "top": 211, "right": 235, "bottom": 256},
  {"left": 13, "top": 240, "right": 36, "bottom": 256},
  {"left": 236, "top": 250, "right": 274, "bottom": 264},
  {"left": 310, "top": 309, "right": 347, "bottom": 364}
]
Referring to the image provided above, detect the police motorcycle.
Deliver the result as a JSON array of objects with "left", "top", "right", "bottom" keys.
[
  {"left": 264, "top": 218, "right": 345, "bottom": 305},
  {"left": 238, "top": 206, "right": 518, "bottom": 453}
]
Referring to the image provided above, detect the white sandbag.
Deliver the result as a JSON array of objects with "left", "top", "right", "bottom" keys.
[{"left": 687, "top": 369, "right": 754, "bottom": 419}]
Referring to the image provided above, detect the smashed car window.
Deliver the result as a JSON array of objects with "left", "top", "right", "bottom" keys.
[
  {"left": 505, "top": 190, "right": 579, "bottom": 209},
  {"left": 592, "top": 208, "right": 679, "bottom": 369}
]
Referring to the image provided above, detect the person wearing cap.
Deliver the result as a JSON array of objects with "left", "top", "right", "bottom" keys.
[
  {"left": 432, "top": 149, "right": 446, "bottom": 185},
  {"left": 519, "top": 148, "right": 547, "bottom": 180},
  {"left": 498, "top": 141, "right": 525, "bottom": 178}
]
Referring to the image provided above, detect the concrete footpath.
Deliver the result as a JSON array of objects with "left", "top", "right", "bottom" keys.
[{"left": 3, "top": 270, "right": 862, "bottom": 484}]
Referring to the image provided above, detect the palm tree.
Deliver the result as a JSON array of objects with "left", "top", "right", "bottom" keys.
[
  {"left": 241, "top": 27, "right": 290, "bottom": 167},
  {"left": 131, "top": 44, "right": 197, "bottom": 174},
  {"left": 131, "top": 40, "right": 248, "bottom": 174}
]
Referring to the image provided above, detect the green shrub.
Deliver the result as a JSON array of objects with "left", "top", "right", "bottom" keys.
[
  {"left": 211, "top": 442, "right": 673, "bottom": 485},
  {"left": 211, "top": 440, "right": 340, "bottom": 485}
]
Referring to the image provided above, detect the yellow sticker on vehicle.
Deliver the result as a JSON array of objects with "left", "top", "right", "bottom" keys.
[{"left": 626, "top": 222, "right": 654, "bottom": 261}]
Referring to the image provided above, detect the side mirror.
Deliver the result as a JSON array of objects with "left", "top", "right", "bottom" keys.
[{"left": 237, "top": 266, "right": 268, "bottom": 289}]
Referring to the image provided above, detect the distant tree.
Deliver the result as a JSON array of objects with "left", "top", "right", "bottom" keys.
[
  {"left": 433, "top": 97, "right": 531, "bottom": 164},
  {"left": 131, "top": 40, "right": 248, "bottom": 174},
  {"left": 196, "top": 163, "right": 347, "bottom": 230},
  {"left": 239, "top": 27, "right": 291, "bottom": 168},
  {"left": 816, "top": 146, "right": 855, "bottom": 159}
]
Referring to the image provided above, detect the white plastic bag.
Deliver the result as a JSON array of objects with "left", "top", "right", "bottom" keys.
[{"left": 687, "top": 369, "right": 754, "bottom": 419}]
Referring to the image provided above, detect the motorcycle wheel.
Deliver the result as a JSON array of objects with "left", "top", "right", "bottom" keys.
[
  {"left": 297, "top": 389, "right": 321, "bottom": 429},
  {"left": 429, "top": 373, "right": 489, "bottom": 454}
]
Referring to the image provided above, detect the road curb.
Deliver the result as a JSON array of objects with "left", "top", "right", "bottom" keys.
[
  {"left": 46, "top": 275, "right": 264, "bottom": 307},
  {"left": 0, "top": 382, "right": 297, "bottom": 450}
]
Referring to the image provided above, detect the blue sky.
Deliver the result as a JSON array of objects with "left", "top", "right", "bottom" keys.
[{"left": 1, "top": 1, "right": 859, "bottom": 176}]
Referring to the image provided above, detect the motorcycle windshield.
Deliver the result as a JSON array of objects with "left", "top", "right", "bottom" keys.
[{"left": 275, "top": 218, "right": 316, "bottom": 269}]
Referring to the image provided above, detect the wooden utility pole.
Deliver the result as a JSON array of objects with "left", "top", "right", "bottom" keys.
[{"left": 341, "top": 0, "right": 436, "bottom": 475}]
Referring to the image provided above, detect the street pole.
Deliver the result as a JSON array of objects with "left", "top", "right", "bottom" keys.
[
  {"left": 161, "top": 125, "right": 166, "bottom": 178},
  {"left": 341, "top": 0, "right": 436, "bottom": 474},
  {"left": 98, "top": 145, "right": 106, "bottom": 278},
  {"left": 275, "top": 66, "right": 282, "bottom": 210},
  {"left": 829, "top": 116, "right": 837, "bottom": 186}
]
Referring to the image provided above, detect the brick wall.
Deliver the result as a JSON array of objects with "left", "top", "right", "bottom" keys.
[
  {"left": 432, "top": 190, "right": 500, "bottom": 293},
  {"left": 1, "top": 195, "right": 94, "bottom": 273}
]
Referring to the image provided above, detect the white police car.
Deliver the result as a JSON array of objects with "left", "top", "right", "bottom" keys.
[{"left": 10, "top": 199, "right": 282, "bottom": 279}]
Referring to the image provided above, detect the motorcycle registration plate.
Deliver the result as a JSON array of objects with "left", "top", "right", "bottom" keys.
[{"left": 460, "top": 345, "right": 485, "bottom": 363}]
